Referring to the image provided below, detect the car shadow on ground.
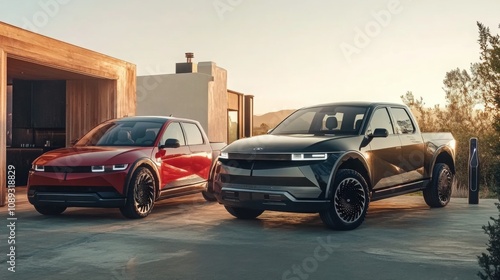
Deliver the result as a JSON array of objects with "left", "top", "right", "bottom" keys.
[{"left": 15, "top": 189, "right": 463, "bottom": 234}]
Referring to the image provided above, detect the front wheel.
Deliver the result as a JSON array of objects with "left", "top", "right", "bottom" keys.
[
  {"left": 320, "top": 169, "right": 369, "bottom": 230},
  {"left": 202, "top": 190, "right": 217, "bottom": 202},
  {"left": 34, "top": 205, "right": 67, "bottom": 215},
  {"left": 120, "top": 167, "right": 156, "bottom": 219},
  {"left": 423, "top": 163, "right": 453, "bottom": 208},
  {"left": 224, "top": 206, "right": 264, "bottom": 219}
]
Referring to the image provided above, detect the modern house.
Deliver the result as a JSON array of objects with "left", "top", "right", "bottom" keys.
[
  {"left": 0, "top": 23, "right": 253, "bottom": 206},
  {"left": 0, "top": 21, "right": 136, "bottom": 204}
]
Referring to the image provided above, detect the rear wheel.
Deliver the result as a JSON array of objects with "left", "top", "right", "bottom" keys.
[
  {"left": 320, "top": 169, "right": 369, "bottom": 230},
  {"left": 224, "top": 206, "right": 264, "bottom": 219},
  {"left": 120, "top": 167, "right": 156, "bottom": 219},
  {"left": 423, "top": 163, "right": 453, "bottom": 208},
  {"left": 34, "top": 205, "right": 66, "bottom": 215}
]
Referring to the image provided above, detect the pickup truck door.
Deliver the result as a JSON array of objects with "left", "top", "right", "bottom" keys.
[
  {"left": 366, "top": 107, "right": 405, "bottom": 190},
  {"left": 156, "top": 122, "right": 192, "bottom": 190},
  {"left": 181, "top": 122, "right": 212, "bottom": 184},
  {"left": 389, "top": 107, "right": 425, "bottom": 184}
]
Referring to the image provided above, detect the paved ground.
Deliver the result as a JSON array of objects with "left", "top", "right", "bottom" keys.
[{"left": 1, "top": 187, "right": 498, "bottom": 280}]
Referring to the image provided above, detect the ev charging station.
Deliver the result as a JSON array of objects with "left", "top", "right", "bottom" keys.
[{"left": 468, "top": 137, "right": 479, "bottom": 204}]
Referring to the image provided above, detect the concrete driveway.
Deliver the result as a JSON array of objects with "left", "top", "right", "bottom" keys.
[{"left": 1, "top": 187, "right": 498, "bottom": 280}]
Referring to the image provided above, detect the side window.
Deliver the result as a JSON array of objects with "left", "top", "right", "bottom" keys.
[
  {"left": 391, "top": 108, "right": 415, "bottom": 134},
  {"left": 182, "top": 122, "right": 204, "bottom": 145},
  {"left": 367, "top": 108, "right": 394, "bottom": 135},
  {"left": 161, "top": 122, "right": 186, "bottom": 146}
]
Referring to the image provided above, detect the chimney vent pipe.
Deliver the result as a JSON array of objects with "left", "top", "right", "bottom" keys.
[{"left": 185, "top": 52, "right": 194, "bottom": 63}]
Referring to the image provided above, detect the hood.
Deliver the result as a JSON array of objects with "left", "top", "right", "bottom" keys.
[
  {"left": 223, "top": 134, "right": 360, "bottom": 154},
  {"left": 33, "top": 146, "right": 153, "bottom": 166}
]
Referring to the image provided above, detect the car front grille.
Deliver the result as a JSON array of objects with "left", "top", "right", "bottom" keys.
[
  {"left": 43, "top": 166, "right": 92, "bottom": 173},
  {"left": 29, "top": 185, "right": 116, "bottom": 193}
]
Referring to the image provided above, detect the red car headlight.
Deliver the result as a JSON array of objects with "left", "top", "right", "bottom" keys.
[
  {"left": 32, "top": 164, "right": 45, "bottom": 172},
  {"left": 91, "top": 164, "right": 129, "bottom": 172}
]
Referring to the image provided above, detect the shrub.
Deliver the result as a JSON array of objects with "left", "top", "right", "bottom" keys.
[{"left": 478, "top": 203, "right": 500, "bottom": 279}]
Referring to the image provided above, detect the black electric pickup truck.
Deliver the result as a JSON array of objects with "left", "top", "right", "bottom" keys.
[{"left": 213, "top": 102, "right": 456, "bottom": 230}]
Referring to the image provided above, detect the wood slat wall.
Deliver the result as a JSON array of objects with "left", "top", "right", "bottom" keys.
[
  {"left": 116, "top": 63, "right": 137, "bottom": 118},
  {"left": 66, "top": 79, "right": 116, "bottom": 144},
  {"left": 66, "top": 67, "right": 136, "bottom": 144},
  {"left": 0, "top": 22, "right": 134, "bottom": 80}
]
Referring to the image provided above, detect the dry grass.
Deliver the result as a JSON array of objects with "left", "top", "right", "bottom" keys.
[
  {"left": 451, "top": 177, "right": 497, "bottom": 199},
  {"left": 451, "top": 178, "right": 468, "bottom": 198}
]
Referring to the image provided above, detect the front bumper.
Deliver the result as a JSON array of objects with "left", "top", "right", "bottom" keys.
[
  {"left": 217, "top": 186, "right": 330, "bottom": 213},
  {"left": 27, "top": 169, "right": 128, "bottom": 208},
  {"left": 213, "top": 154, "right": 339, "bottom": 213}
]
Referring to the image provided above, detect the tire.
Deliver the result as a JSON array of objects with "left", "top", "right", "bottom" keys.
[
  {"left": 423, "top": 163, "right": 453, "bottom": 208},
  {"left": 320, "top": 169, "right": 369, "bottom": 230},
  {"left": 224, "top": 206, "right": 264, "bottom": 219},
  {"left": 202, "top": 190, "right": 217, "bottom": 202},
  {"left": 202, "top": 164, "right": 218, "bottom": 202},
  {"left": 34, "top": 205, "right": 66, "bottom": 215},
  {"left": 120, "top": 167, "right": 156, "bottom": 219}
]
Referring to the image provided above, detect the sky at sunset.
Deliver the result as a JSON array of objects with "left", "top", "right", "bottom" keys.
[{"left": 1, "top": 0, "right": 499, "bottom": 114}]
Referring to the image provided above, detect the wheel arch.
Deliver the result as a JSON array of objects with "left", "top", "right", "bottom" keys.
[
  {"left": 431, "top": 148, "right": 456, "bottom": 175},
  {"left": 123, "top": 158, "right": 160, "bottom": 198},
  {"left": 325, "top": 152, "right": 371, "bottom": 198}
]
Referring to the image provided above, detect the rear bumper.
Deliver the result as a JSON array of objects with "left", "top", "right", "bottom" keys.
[{"left": 216, "top": 187, "right": 330, "bottom": 213}]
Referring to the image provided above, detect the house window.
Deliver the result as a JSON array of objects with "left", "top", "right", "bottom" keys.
[{"left": 228, "top": 110, "right": 238, "bottom": 143}]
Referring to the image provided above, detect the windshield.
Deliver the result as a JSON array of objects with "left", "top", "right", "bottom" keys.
[
  {"left": 270, "top": 105, "right": 368, "bottom": 135},
  {"left": 75, "top": 120, "right": 165, "bottom": 147}
]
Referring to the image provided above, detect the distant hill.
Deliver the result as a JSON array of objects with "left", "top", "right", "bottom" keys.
[{"left": 253, "top": 109, "right": 296, "bottom": 129}]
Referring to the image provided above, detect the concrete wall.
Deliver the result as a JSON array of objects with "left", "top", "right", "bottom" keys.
[
  {"left": 136, "top": 62, "right": 229, "bottom": 143},
  {"left": 137, "top": 73, "right": 210, "bottom": 130},
  {"left": 199, "top": 62, "right": 228, "bottom": 143}
]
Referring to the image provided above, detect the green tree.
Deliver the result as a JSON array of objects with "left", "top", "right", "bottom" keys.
[
  {"left": 402, "top": 66, "right": 497, "bottom": 194},
  {"left": 401, "top": 91, "right": 440, "bottom": 132},
  {"left": 439, "top": 66, "right": 496, "bottom": 192},
  {"left": 477, "top": 22, "right": 500, "bottom": 116},
  {"left": 476, "top": 22, "right": 500, "bottom": 280},
  {"left": 477, "top": 22, "right": 500, "bottom": 185}
]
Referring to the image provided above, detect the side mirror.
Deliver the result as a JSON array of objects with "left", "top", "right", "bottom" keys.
[
  {"left": 371, "top": 128, "right": 389, "bottom": 138},
  {"left": 360, "top": 128, "right": 389, "bottom": 148},
  {"left": 160, "top": 138, "right": 180, "bottom": 149}
]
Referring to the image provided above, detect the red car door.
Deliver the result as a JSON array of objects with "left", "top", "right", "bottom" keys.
[
  {"left": 156, "top": 122, "right": 192, "bottom": 189},
  {"left": 181, "top": 122, "right": 212, "bottom": 182}
]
